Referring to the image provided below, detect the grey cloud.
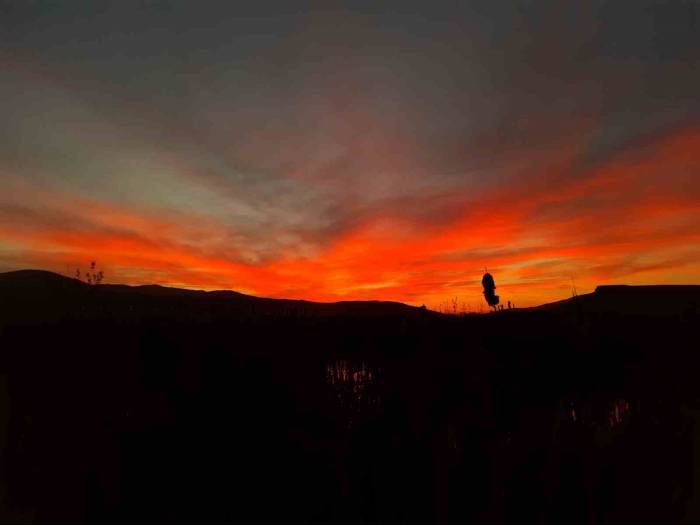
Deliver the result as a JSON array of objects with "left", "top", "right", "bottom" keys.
[{"left": 1, "top": 0, "right": 698, "bottom": 262}]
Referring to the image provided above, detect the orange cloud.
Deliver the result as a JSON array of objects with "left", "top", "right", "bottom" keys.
[{"left": 1, "top": 126, "right": 699, "bottom": 309}]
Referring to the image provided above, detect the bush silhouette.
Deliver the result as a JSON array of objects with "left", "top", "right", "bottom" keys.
[
  {"left": 482, "top": 271, "right": 499, "bottom": 309},
  {"left": 75, "top": 261, "right": 104, "bottom": 285}
]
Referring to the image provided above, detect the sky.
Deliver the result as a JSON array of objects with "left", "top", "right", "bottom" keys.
[{"left": 1, "top": 1, "right": 699, "bottom": 308}]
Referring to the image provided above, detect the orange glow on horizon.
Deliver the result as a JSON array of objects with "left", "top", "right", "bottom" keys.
[{"left": 1, "top": 126, "right": 699, "bottom": 310}]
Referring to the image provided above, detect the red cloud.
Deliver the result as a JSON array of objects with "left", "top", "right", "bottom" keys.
[{"left": 1, "top": 126, "right": 698, "bottom": 309}]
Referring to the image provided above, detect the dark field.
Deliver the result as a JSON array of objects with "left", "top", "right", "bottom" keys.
[{"left": 1, "top": 271, "right": 699, "bottom": 524}]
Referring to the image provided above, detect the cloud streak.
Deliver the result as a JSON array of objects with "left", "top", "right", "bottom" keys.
[{"left": 2, "top": 125, "right": 698, "bottom": 307}]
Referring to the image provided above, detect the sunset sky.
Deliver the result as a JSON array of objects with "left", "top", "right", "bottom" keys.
[{"left": 1, "top": 1, "right": 699, "bottom": 308}]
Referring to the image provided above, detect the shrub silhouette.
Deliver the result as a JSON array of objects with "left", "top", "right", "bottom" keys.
[
  {"left": 482, "top": 271, "right": 499, "bottom": 309},
  {"left": 75, "top": 261, "right": 104, "bottom": 285}
]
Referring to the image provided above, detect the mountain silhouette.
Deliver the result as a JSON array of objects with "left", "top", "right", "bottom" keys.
[
  {"left": 1, "top": 269, "right": 699, "bottom": 524},
  {"left": 534, "top": 284, "right": 700, "bottom": 317},
  {"left": 3, "top": 270, "right": 698, "bottom": 321},
  {"left": 0, "top": 270, "right": 431, "bottom": 322}
]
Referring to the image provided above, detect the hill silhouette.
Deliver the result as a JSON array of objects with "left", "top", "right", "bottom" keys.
[
  {"left": 0, "top": 269, "right": 430, "bottom": 323},
  {"left": 1, "top": 269, "right": 699, "bottom": 524},
  {"left": 4, "top": 269, "right": 698, "bottom": 320},
  {"left": 535, "top": 284, "right": 700, "bottom": 317}
]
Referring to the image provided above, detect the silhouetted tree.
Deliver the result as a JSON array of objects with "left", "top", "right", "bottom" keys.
[{"left": 482, "top": 271, "right": 499, "bottom": 310}]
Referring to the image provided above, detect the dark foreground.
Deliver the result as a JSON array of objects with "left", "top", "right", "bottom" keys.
[{"left": 1, "top": 271, "right": 699, "bottom": 524}]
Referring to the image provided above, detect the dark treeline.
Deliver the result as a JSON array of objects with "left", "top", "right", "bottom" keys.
[{"left": 1, "top": 272, "right": 699, "bottom": 523}]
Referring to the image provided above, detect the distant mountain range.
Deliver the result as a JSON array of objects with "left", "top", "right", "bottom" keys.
[
  {"left": 1, "top": 270, "right": 698, "bottom": 321},
  {"left": 533, "top": 284, "right": 700, "bottom": 317},
  {"left": 0, "top": 270, "right": 429, "bottom": 322}
]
